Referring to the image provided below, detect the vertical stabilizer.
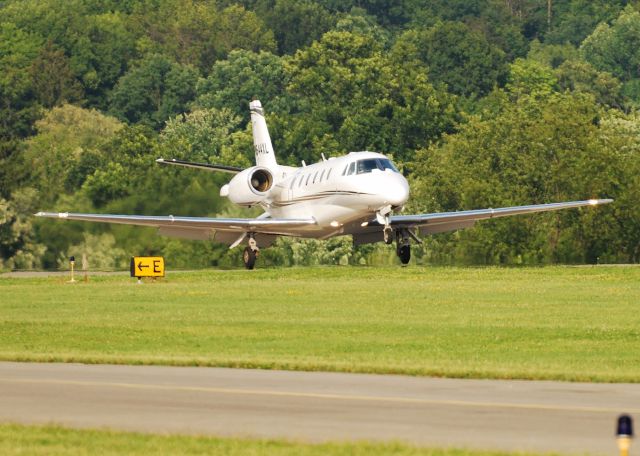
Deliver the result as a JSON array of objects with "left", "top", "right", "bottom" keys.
[{"left": 249, "top": 100, "right": 278, "bottom": 170}]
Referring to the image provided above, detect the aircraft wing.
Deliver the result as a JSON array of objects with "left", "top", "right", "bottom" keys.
[
  {"left": 34, "top": 212, "right": 316, "bottom": 244},
  {"left": 387, "top": 199, "right": 613, "bottom": 235},
  {"left": 156, "top": 158, "right": 243, "bottom": 174}
]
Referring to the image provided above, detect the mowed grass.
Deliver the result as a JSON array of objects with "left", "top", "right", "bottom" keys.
[
  {"left": 1, "top": 266, "right": 639, "bottom": 382},
  {"left": 0, "top": 423, "right": 566, "bottom": 456}
]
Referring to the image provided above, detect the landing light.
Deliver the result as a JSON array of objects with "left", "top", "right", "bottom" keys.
[
  {"left": 361, "top": 221, "right": 369, "bottom": 227},
  {"left": 330, "top": 221, "right": 341, "bottom": 227},
  {"left": 589, "top": 199, "right": 599, "bottom": 206}
]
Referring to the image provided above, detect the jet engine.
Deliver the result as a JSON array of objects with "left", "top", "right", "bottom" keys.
[{"left": 221, "top": 166, "right": 274, "bottom": 206}]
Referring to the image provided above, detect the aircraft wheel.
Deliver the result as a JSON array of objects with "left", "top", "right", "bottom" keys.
[
  {"left": 397, "top": 245, "right": 411, "bottom": 265},
  {"left": 243, "top": 247, "right": 257, "bottom": 270}
]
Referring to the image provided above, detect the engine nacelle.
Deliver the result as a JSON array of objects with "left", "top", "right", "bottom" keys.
[{"left": 222, "top": 166, "right": 274, "bottom": 206}]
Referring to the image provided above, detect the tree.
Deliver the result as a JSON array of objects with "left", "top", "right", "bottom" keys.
[
  {"left": 580, "top": 6, "right": 640, "bottom": 82},
  {"left": 130, "top": 0, "right": 274, "bottom": 72},
  {"left": 285, "top": 31, "right": 457, "bottom": 162},
  {"left": 194, "top": 50, "right": 290, "bottom": 122},
  {"left": 409, "top": 74, "right": 633, "bottom": 264},
  {"left": 109, "top": 54, "right": 199, "bottom": 129},
  {"left": 29, "top": 40, "right": 83, "bottom": 108},
  {"left": 0, "top": 22, "right": 43, "bottom": 197},
  {"left": 160, "top": 108, "right": 253, "bottom": 168},
  {"left": 0, "top": 188, "right": 47, "bottom": 270},
  {"left": 20, "top": 104, "right": 123, "bottom": 205},
  {"left": 393, "top": 22, "right": 508, "bottom": 98},
  {"left": 256, "top": 0, "right": 336, "bottom": 54}
]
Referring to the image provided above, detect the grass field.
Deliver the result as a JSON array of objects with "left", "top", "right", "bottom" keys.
[
  {"left": 0, "top": 423, "right": 564, "bottom": 456},
  {"left": 1, "top": 266, "right": 639, "bottom": 382}
]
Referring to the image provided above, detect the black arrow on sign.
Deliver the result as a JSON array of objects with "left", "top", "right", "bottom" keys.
[{"left": 137, "top": 261, "right": 149, "bottom": 272}]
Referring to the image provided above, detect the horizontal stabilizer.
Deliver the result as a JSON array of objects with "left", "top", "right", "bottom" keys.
[{"left": 156, "top": 158, "right": 243, "bottom": 174}]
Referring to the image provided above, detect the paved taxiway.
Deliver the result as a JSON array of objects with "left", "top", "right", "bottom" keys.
[{"left": 1, "top": 362, "right": 637, "bottom": 454}]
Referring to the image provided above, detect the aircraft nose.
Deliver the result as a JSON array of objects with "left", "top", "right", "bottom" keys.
[{"left": 385, "top": 174, "right": 410, "bottom": 207}]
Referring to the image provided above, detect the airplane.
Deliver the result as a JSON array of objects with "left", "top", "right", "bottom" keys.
[{"left": 36, "top": 99, "right": 613, "bottom": 269}]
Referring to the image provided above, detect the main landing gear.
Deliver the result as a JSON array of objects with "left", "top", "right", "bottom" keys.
[
  {"left": 396, "top": 229, "right": 411, "bottom": 265},
  {"left": 242, "top": 234, "right": 260, "bottom": 270},
  {"left": 394, "top": 228, "right": 421, "bottom": 265}
]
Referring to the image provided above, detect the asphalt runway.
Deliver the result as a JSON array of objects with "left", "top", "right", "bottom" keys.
[{"left": 1, "top": 362, "right": 638, "bottom": 454}]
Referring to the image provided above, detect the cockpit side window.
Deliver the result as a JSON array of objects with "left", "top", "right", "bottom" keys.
[
  {"left": 354, "top": 158, "right": 400, "bottom": 174},
  {"left": 356, "top": 159, "right": 379, "bottom": 174}
]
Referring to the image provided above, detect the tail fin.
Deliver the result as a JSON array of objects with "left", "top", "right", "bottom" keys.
[{"left": 249, "top": 100, "right": 278, "bottom": 170}]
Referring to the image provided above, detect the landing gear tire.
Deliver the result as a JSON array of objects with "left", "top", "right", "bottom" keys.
[
  {"left": 397, "top": 244, "right": 411, "bottom": 265},
  {"left": 243, "top": 246, "right": 257, "bottom": 270}
]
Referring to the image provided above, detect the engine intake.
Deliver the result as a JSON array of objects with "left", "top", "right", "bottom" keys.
[
  {"left": 225, "top": 166, "right": 274, "bottom": 206},
  {"left": 250, "top": 168, "right": 272, "bottom": 193}
]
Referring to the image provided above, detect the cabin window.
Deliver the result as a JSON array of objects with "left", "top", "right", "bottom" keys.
[
  {"left": 313, "top": 171, "right": 318, "bottom": 184},
  {"left": 326, "top": 168, "right": 332, "bottom": 180},
  {"left": 289, "top": 177, "right": 296, "bottom": 189},
  {"left": 319, "top": 169, "right": 326, "bottom": 182},
  {"left": 298, "top": 175, "right": 304, "bottom": 188},
  {"left": 305, "top": 174, "right": 311, "bottom": 186},
  {"left": 341, "top": 164, "right": 349, "bottom": 176}
]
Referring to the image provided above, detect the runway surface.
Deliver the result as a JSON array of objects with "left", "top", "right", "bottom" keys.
[{"left": 1, "top": 362, "right": 638, "bottom": 454}]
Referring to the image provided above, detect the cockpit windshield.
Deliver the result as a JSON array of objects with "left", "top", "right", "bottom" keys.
[{"left": 356, "top": 158, "right": 399, "bottom": 174}]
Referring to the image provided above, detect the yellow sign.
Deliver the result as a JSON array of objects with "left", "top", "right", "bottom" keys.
[{"left": 130, "top": 256, "right": 165, "bottom": 278}]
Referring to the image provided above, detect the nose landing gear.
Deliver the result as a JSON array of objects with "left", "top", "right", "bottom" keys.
[{"left": 242, "top": 234, "right": 260, "bottom": 270}]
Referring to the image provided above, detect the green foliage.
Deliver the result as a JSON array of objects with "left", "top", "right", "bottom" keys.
[
  {"left": 580, "top": 6, "right": 640, "bottom": 82},
  {"left": 0, "top": 188, "right": 46, "bottom": 270},
  {"left": 285, "top": 30, "right": 457, "bottom": 162},
  {"left": 394, "top": 21, "right": 507, "bottom": 98},
  {"left": 195, "top": 50, "right": 291, "bottom": 121},
  {"left": 109, "top": 54, "right": 199, "bottom": 129},
  {"left": 409, "top": 84, "right": 637, "bottom": 264},
  {"left": 258, "top": 0, "right": 336, "bottom": 55},
  {"left": 131, "top": 0, "right": 275, "bottom": 72},
  {"left": 21, "top": 105, "right": 123, "bottom": 204},
  {"left": 160, "top": 108, "right": 253, "bottom": 168}
]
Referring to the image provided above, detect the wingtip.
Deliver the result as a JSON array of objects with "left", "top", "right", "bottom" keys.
[
  {"left": 156, "top": 158, "right": 164, "bottom": 163},
  {"left": 588, "top": 198, "right": 614, "bottom": 206}
]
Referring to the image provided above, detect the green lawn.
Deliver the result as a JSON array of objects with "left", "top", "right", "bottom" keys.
[
  {"left": 0, "top": 423, "right": 565, "bottom": 456},
  {"left": 1, "top": 266, "right": 639, "bottom": 382}
]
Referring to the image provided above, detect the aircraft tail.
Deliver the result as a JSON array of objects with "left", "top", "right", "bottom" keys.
[{"left": 249, "top": 100, "right": 278, "bottom": 171}]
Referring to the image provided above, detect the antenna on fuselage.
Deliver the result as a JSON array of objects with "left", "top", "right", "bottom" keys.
[
  {"left": 301, "top": 160, "right": 306, "bottom": 167},
  {"left": 321, "top": 153, "right": 327, "bottom": 162}
]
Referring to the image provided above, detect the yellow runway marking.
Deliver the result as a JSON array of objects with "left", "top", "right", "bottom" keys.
[{"left": 1, "top": 377, "right": 637, "bottom": 415}]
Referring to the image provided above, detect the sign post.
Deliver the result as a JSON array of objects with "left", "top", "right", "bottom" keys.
[{"left": 130, "top": 256, "right": 165, "bottom": 283}]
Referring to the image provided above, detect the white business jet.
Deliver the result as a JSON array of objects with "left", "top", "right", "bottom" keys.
[{"left": 36, "top": 100, "right": 612, "bottom": 269}]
